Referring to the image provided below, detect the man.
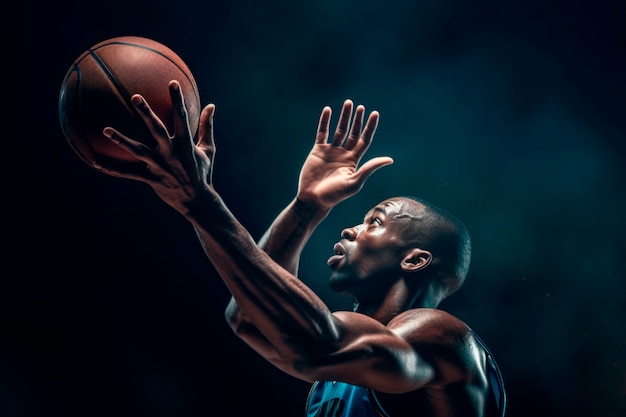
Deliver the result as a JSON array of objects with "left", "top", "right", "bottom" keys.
[{"left": 99, "top": 81, "right": 506, "bottom": 416}]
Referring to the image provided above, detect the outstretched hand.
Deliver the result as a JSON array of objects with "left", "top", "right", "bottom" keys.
[
  {"left": 297, "top": 99, "right": 394, "bottom": 209},
  {"left": 97, "top": 80, "right": 217, "bottom": 213}
]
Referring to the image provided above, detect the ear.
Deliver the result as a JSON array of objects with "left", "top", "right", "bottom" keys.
[{"left": 401, "top": 248, "right": 432, "bottom": 272}]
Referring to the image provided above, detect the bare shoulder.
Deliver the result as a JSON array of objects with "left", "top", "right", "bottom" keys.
[
  {"left": 387, "top": 309, "right": 483, "bottom": 385},
  {"left": 388, "top": 308, "right": 470, "bottom": 342}
]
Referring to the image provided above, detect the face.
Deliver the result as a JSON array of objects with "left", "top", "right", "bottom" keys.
[{"left": 327, "top": 198, "right": 420, "bottom": 299}]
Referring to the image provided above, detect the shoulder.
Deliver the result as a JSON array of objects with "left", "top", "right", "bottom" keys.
[
  {"left": 387, "top": 309, "right": 483, "bottom": 385},
  {"left": 388, "top": 308, "right": 470, "bottom": 343}
]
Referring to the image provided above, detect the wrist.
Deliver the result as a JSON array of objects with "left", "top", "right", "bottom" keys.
[
  {"left": 292, "top": 197, "right": 331, "bottom": 224},
  {"left": 179, "top": 187, "right": 222, "bottom": 218}
]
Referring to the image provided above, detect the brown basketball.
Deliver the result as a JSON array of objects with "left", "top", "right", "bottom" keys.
[{"left": 58, "top": 36, "right": 201, "bottom": 169}]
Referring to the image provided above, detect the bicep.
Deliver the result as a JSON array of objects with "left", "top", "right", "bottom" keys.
[
  {"left": 294, "top": 310, "right": 473, "bottom": 394},
  {"left": 291, "top": 311, "right": 437, "bottom": 393}
]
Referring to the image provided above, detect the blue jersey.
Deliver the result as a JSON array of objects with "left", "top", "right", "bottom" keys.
[
  {"left": 305, "top": 328, "right": 506, "bottom": 417},
  {"left": 306, "top": 381, "right": 386, "bottom": 417}
]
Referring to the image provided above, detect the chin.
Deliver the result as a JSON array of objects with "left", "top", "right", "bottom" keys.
[{"left": 328, "top": 271, "right": 355, "bottom": 294}]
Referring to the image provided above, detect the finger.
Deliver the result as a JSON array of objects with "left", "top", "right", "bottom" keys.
[
  {"left": 344, "top": 104, "right": 365, "bottom": 150},
  {"left": 168, "top": 80, "right": 194, "bottom": 155},
  {"left": 351, "top": 110, "right": 379, "bottom": 156},
  {"left": 315, "top": 106, "right": 332, "bottom": 144},
  {"left": 197, "top": 103, "right": 216, "bottom": 150},
  {"left": 130, "top": 93, "right": 172, "bottom": 150},
  {"left": 92, "top": 160, "right": 152, "bottom": 183},
  {"left": 351, "top": 156, "right": 394, "bottom": 187},
  {"left": 330, "top": 99, "right": 353, "bottom": 146},
  {"left": 102, "top": 127, "right": 152, "bottom": 162}
]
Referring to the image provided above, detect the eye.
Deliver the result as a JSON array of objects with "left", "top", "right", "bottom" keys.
[{"left": 370, "top": 217, "right": 382, "bottom": 225}]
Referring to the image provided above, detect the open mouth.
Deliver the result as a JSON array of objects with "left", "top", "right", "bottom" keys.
[
  {"left": 333, "top": 242, "right": 345, "bottom": 256},
  {"left": 327, "top": 242, "right": 346, "bottom": 267}
]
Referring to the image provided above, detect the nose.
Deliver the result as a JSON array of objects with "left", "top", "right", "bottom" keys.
[{"left": 341, "top": 224, "right": 364, "bottom": 240}]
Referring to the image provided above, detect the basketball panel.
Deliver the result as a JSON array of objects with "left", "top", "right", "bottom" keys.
[{"left": 59, "top": 55, "right": 142, "bottom": 164}]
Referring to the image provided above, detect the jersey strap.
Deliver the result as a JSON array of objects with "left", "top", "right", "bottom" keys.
[{"left": 469, "top": 328, "right": 507, "bottom": 417}]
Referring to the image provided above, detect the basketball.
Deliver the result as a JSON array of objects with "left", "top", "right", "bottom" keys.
[{"left": 58, "top": 36, "right": 201, "bottom": 169}]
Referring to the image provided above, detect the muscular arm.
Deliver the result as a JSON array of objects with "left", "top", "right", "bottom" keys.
[
  {"left": 188, "top": 192, "right": 470, "bottom": 392},
  {"left": 223, "top": 197, "right": 329, "bottom": 363},
  {"left": 98, "top": 84, "right": 477, "bottom": 393},
  {"left": 226, "top": 100, "right": 393, "bottom": 362}
]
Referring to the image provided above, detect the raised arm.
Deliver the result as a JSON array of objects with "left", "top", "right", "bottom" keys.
[
  {"left": 97, "top": 83, "right": 474, "bottom": 393},
  {"left": 225, "top": 99, "right": 393, "bottom": 363},
  {"left": 258, "top": 99, "right": 393, "bottom": 274}
]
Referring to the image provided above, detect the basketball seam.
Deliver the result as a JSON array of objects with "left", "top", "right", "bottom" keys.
[
  {"left": 92, "top": 40, "right": 200, "bottom": 105},
  {"left": 60, "top": 65, "right": 95, "bottom": 165},
  {"left": 87, "top": 49, "right": 142, "bottom": 129}
]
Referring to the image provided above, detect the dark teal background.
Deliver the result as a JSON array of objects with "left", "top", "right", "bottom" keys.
[{"left": 7, "top": 1, "right": 625, "bottom": 416}]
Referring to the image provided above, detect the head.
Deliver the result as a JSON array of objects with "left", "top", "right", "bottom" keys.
[{"left": 327, "top": 196, "right": 471, "bottom": 309}]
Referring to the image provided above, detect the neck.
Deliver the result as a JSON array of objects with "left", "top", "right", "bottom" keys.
[
  {"left": 411, "top": 285, "right": 443, "bottom": 309},
  {"left": 353, "top": 281, "right": 443, "bottom": 324}
]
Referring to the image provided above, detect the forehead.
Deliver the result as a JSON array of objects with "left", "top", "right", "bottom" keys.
[{"left": 367, "top": 198, "right": 424, "bottom": 218}]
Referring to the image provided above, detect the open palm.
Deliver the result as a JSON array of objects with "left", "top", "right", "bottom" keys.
[{"left": 297, "top": 99, "right": 393, "bottom": 208}]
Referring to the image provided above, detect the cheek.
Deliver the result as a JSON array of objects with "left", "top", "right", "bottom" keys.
[
  {"left": 353, "top": 247, "right": 399, "bottom": 275},
  {"left": 352, "top": 233, "right": 402, "bottom": 270}
]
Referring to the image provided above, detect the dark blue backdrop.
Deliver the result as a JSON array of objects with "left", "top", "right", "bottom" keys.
[{"left": 7, "top": 1, "right": 625, "bottom": 416}]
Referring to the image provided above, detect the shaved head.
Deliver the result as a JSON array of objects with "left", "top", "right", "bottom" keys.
[{"left": 392, "top": 196, "right": 471, "bottom": 295}]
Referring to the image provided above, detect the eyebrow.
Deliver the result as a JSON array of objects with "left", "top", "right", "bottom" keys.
[
  {"left": 363, "top": 207, "right": 386, "bottom": 222},
  {"left": 369, "top": 205, "right": 418, "bottom": 222}
]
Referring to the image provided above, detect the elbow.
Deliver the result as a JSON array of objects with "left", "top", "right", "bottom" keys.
[{"left": 224, "top": 299, "right": 245, "bottom": 334}]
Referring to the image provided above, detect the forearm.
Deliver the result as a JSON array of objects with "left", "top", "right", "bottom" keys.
[
  {"left": 186, "top": 191, "right": 338, "bottom": 358},
  {"left": 257, "top": 197, "right": 331, "bottom": 275},
  {"left": 225, "top": 197, "right": 330, "bottom": 353}
]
